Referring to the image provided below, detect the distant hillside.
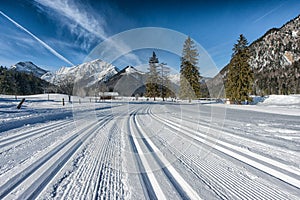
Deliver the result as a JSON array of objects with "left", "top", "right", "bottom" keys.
[
  {"left": 104, "top": 66, "right": 147, "bottom": 96},
  {"left": 0, "top": 66, "right": 54, "bottom": 95},
  {"left": 208, "top": 14, "right": 300, "bottom": 97},
  {"left": 10, "top": 61, "right": 48, "bottom": 78},
  {"left": 42, "top": 59, "right": 119, "bottom": 87}
]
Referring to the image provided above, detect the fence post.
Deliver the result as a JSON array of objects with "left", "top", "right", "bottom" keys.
[
  {"left": 17, "top": 98, "right": 25, "bottom": 109},
  {"left": 62, "top": 98, "right": 65, "bottom": 106}
]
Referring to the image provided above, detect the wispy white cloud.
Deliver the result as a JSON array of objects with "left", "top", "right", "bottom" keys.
[
  {"left": 34, "top": 0, "right": 107, "bottom": 40},
  {"left": 253, "top": 3, "right": 285, "bottom": 23},
  {"left": 0, "top": 11, "right": 74, "bottom": 66},
  {"left": 34, "top": 0, "right": 142, "bottom": 66}
]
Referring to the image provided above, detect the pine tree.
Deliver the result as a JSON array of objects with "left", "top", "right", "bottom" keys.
[
  {"left": 158, "top": 63, "right": 172, "bottom": 101},
  {"left": 179, "top": 36, "right": 201, "bottom": 102},
  {"left": 146, "top": 52, "right": 160, "bottom": 101},
  {"left": 226, "top": 34, "right": 253, "bottom": 103}
]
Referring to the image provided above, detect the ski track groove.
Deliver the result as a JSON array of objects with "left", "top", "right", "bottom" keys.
[
  {"left": 75, "top": 134, "right": 103, "bottom": 198},
  {"left": 127, "top": 109, "right": 163, "bottom": 200},
  {"left": 150, "top": 109, "right": 266, "bottom": 200},
  {"left": 54, "top": 108, "right": 126, "bottom": 200},
  {"left": 140, "top": 107, "right": 229, "bottom": 200},
  {"left": 0, "top": 112, "right": 113, "bottom": 199},
  {"left": 166, "top": 114, "right": 300, "bottom": 189},
  {"left": 0, "top": 119, "right": 72, "bottom": 150},
  {"left": 168, "top": 110, "right": 300, "bottom": 168},
  {"left": 149, "top": 106, "right": 298, "bottom": 199},
  {"left": 144, "top": 107, "right": 257, "bottom": 199},
  {"left": 69, "top": 114, "right": 112, "bottom": 199},
  {"left": 21, "top": 115, "right": 113, "bottom": 200},
  {"left": 159, "top": 116, "right": 293, "bottom": 199},
  {"left": 1, "top": 103, "right": 298, "bottom": 199},
  {"left": 27, "top": 113, "right": 114, "bottom": 199},
  {"left": 94, "top": 113, "right": 125, "bottom": 200},
  {"left": 0, "top": 119, "right": 67, "bottom": 144},
  {"left": 133, "top": 106, "right": 202, "bottom": 200}
]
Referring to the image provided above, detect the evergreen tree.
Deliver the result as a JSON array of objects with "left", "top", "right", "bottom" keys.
[
  {"left": 0, "top": 66, "right": 54, "bottom": 95},
  {"left": 232, "top": 34, "right": 248, "bottom": 56},
  {"left": 0, "top": 67, "right": 17, "bottom": 94},
  {"left": 57, "top": 77, "right": 74, "bottom": 102},
  {"left": 226, "top": 34, "right": 253, "bottom": 103},
  {"left": 146, "top": 52, "right": 160, "bottom": 100},
  {"left": 179, "top": 36, "right": 201, "bottom": 102},
  {"left": 158, "top": 63, "right": 172, "bottom": 101}
]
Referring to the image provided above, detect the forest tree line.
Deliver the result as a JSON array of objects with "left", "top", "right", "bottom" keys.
[{"left": 0, "top": 66, "right": 56, "bottom": 95}]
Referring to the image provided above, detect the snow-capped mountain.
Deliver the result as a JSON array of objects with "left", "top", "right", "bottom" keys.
[
  {"left": 208, "top": 14, "right": 300, "bottom": 97},
  {"left": 10, "top": 61, "right": 48, "bottom": 78},
  {"left": 105, "top": 66, "right": 147, "bottom": 96},
  {"left": 122, "top": 66, "right": 144, "bottom": 75},
  {"left": 168, "top": 73, "right": 211, "bottom": 85},
  {"left": 42, "top": 59, "right": 119, "bottom": 87}
]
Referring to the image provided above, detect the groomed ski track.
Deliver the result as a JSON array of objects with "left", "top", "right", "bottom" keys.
[{"left": 0, "top": 102, "right": 299, "bottom": 199}]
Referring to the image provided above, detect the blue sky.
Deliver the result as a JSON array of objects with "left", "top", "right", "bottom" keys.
[{"left": 0, "top": 0, "right": 299, "bottom": 76}]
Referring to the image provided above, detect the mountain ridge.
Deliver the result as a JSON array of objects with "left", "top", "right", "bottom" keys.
[
  {"left": 10, "top": 61, "right": 49, "bottom": 78},
  {"left": 41, "top": 59, "right": 119, "bottom": 87},
  {"left": 208, "top": 14, "right": 300, "bottom": 97}
]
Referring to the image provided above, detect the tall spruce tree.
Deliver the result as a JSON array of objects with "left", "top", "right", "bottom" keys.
[
  {"left": 226, "top": 34, "right": 253, "bottom": 103},
  {"left": 146, "top": 52, "right": 160, "bottom": 101},
  {"left": 179, "top": 36, "right": 201, "bottom": 102}
]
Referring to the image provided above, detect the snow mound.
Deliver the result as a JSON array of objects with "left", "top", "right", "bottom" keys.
[{"left": 260, "top": 95, "right": 300, "bottom": 107}]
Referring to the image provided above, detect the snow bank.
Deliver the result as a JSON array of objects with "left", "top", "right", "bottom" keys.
[
  {"left": 260, "top": 95, "right": 300, "bottom": 106},
  {"left": 207, "top": 95, "right": 300, "bottom": 116}
]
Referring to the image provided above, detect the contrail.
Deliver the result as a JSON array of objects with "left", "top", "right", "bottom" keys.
[
  {"left": 253, "top": 3, "right": 285, "bottom": 23},
  {"left": 34, "top": 0, "right": 143, "bottom": 66},
  {"left": 0, "top": 11, "right": 74, "bottom": 66}
]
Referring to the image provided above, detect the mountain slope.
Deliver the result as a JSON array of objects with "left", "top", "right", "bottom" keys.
[
  {"left": 105, "top": 66, "right": 185, "bottom": 97},
  {"left": 105, "top": 66, "right": 147, "bottom": 96},
  {"left": 249, "top": 15, "right": 300, "bottom": 95},
  {"left": 42, "top": 59, "right": 119, "bottom": 87},
  {"left": 208, "top": 14, "right": 300, "bottom": 97},
  {"left": 0, "top": 66, "right": 53, "bottom": 95},
  {"left": 10, "top": 61, "right": 48, "bottom": 78}
]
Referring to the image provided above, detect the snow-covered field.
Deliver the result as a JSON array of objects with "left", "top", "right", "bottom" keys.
[{"left": 0, "top": 94, "right": 299, "bottom": 199}]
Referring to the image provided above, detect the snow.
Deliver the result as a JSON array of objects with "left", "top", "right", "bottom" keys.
[
  {"left": 10, "top": 61, "right": 48, "bottom": 78},
  {"left": 124, "top": 66, "right": 143, "bottom": 75},
  {"left": 292, "top": 30, "right": 298, "bottom": 38},
  {"left": 41, "top": 59, "right": 119, "bottom": 85},
  {"left": 208, "top": 95, "right": 300, "bottom": 116},
  {"left": 260, "top": 95, "right": 300, "bottom": 106},
  {"left": 168, "top": 73, "right": 180, "bottom": 85},
  {"left": 0, "top": 94, "right": 299, "bottom": 199}
]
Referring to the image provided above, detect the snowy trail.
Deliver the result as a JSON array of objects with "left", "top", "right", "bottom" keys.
[
  {"left": 151, "top": 110, "right": 300, "bottom": 185},
  {"left": 0, "top": 108, "right": 114, "bottom": 199},
  {"left": 0, "top": 98, "right": 299, "bottom": 199},
  {"left": 127, "top": 109, "right": 167, "bottom": 199},
  {"left": 39, "top": 104, "right": 132, "bottom": 199},
  {"left": 0, "top": 119, "right": 71, "bottom": 149},
  {"left": 132, "top": 108, "right": 202, "bottom": 200},
  {"left": 163, "top": 105, "right": 300, "bottom": 165},
  {"left": 147, "top": 104, "right": 300, "bottom": 199}
]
